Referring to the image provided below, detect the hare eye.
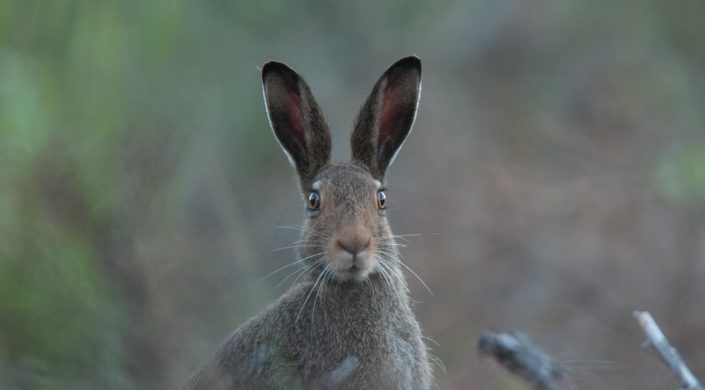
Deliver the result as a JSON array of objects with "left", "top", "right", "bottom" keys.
[
  {"left": 308, "top": 192, "right": 321, "bottom": 210},
  {"left": 377, "top": 190, "right": 387, "bottom": 209}
]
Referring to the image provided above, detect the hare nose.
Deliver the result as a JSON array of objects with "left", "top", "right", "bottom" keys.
[{"left": 337, "top": 237, "right": 371, "bottom": 256}]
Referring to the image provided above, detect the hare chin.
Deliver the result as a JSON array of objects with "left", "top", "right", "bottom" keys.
[{"left": 326, "top": 260, "right": 375, "bottom": 282}]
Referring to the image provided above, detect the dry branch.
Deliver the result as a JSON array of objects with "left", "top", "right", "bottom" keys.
[
  {"left": 478, "top": 331, "right": 570, "bottom": 390},
  {"left": 634, "top": 311, "right": 703, "bottom": 390}
]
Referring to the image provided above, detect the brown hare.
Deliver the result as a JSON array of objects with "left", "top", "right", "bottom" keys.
[{"left": 186, "top": 56, "right": 432, "bottom": 390}]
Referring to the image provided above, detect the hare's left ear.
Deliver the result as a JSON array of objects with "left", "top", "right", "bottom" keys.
[{"left": 351, "top": 56, "right": 421, "bottom": 180}]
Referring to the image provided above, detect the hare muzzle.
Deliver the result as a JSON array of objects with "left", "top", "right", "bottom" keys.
[{"left": 329, "top": 230, "right": 375, "bottom": 281}]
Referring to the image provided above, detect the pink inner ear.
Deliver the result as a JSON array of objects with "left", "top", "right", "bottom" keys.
[
  {"left": 378, "top": 82, "right": 401, "bottom": 145},
  {"left": 286, "top": 88, "right": 305, "bottom": 140}
]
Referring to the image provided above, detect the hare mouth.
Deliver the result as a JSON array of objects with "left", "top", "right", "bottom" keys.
[{"left": 345, "top": 265, "right": 365, "bottom": 275}]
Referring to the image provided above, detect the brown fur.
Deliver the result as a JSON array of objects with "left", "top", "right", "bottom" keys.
[{"left": 185, "top": 57, "right": 431, "bottom": 389}]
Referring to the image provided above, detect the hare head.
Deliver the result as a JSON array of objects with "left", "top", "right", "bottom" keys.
[{"left": 262, "top": 56, "right": 421, "bottom": 282}]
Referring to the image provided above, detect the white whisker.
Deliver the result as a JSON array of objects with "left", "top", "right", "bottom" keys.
[
  {"left": 269, "top": 244, "right": 320, "bottom": 253},
  {"left": 377, "top": 251, "right": 433, "bottom": 296},
  {"left": 376, "top": 242, "right": 407, "bottom": 248},
  {"left": 274, "top": 257, "right": 324, "bottom": 289},
  {"left": 276, "top": 225, "right": 330, "bottom": 240},
  {"left": 311, "top": 267, "right": 331, "bottom": 321},
  {"left": 259, "top": 250, "right": 326, "bottom": 283},
  {"left": 376, "top": 257, "right": 408, "bottom": 306},
  {"left": 258, "top": 258, "right": 310, "bottom": 283},
  {"left": 392, "top": 233, "right": 424, "bottom": 238},
  {"left": 296, "top": 267, "right": 328, "bottom": 322}
]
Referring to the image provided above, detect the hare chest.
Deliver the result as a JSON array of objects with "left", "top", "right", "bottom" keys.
[{"left": 287, "top": 311, "right": 427, "bottom": 389}]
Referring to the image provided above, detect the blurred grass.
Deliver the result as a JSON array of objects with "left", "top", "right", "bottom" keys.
[{"left": 1, "top": 1, "right": 704, "bottom": 389}]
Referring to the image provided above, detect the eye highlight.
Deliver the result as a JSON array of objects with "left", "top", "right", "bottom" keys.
[
  {"left": 308, "top": 191, "right": 321, "bottom": 210},
  {"left": 377, "top": 190, "right": 387, "bottom": 209}
]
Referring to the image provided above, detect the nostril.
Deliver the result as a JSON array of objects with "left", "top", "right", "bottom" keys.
[{"left": 337, "top": 238, "right": 370, "bottom": 256}]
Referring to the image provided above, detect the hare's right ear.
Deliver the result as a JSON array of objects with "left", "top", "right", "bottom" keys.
[{"left": 262, "top": 61, "right": 332, "bottom": 189}]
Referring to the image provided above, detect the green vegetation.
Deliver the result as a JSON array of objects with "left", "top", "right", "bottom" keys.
[{"left": 1, "top": 1, "right": 703, "bottom": 388}]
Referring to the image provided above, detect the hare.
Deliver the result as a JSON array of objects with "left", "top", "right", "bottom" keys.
[{"left": 185, "top": 56, "right": 432, "bottom": 390}]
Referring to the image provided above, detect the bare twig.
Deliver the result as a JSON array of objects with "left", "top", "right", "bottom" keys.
[
  {"left": 478, "top": 331, "right": 571, "bottom": 390},
  {"left": 634, "top": 311, "right": 703, "bottom": 390}
]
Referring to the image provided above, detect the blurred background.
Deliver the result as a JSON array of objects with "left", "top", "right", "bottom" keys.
[{"left": 1, "top": 1, "right": 704, "bottom": 389}]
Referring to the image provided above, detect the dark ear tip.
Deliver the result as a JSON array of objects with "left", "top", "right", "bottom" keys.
[
  {"left": 390, "top": 55, "right": 422, "bottom": 74},
  {"left": 261, "top": 61, "right": 297, "bottom": 82}
]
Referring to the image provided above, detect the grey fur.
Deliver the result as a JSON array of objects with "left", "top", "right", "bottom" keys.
[{"left": 185, "top": 57, "right": 431, "bottom": 390}]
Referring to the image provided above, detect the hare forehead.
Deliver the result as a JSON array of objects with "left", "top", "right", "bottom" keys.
[{"left": 315, "top": 165, "right": 380, "bottom": 202}]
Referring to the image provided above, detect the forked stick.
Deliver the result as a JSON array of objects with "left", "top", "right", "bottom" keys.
[{"left": 634, "top": 311, "right": 703, "bottom": 390}]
